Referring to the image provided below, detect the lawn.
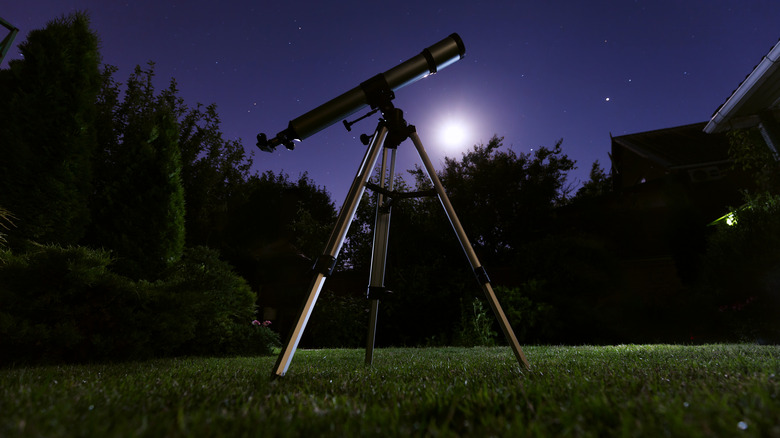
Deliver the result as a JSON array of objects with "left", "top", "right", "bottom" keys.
[{"left": 1, "top": 345, "right": 778, "bottom": 437}]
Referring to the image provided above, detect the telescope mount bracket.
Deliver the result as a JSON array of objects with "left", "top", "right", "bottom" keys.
[
  {"left": 360, "top": 73, "right": 395, "bottom": 113},
  {"left": 345, "top": 73, "right": 412, "bottom": 148}
]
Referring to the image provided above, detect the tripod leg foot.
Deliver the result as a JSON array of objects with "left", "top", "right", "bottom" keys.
[
  {"left": 365, "top": 299, "right": 380, "bottom": 364},
  {"left": 481, "top": 282, "right": 531, "bottom": 370}
]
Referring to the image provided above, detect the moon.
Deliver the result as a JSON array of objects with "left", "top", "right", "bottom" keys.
[{"left": 438, "top": 119, "right": 470, "bottom": 150}]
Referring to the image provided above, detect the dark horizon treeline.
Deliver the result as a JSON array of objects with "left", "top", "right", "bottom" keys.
[
  {"left": 0, "top": 13, "right": 336, "bottom": 279},
  {"left": 1, "top": 14, "right": 777, "bottom": 365},
  {"left": 0, "top": 13, "right": 333, "bottom": 363},
  {"left": 0, "top": 12, "right": 620, "bottom": 358}
]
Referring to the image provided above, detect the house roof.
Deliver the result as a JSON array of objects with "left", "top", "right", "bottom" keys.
[
  {"left": 704, "top": 38, "right": 780, "bottom": 133},
  {"left": 612, "top": 122, "right": 731, "bottom": 170}
]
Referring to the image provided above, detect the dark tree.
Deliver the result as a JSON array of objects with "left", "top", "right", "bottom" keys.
[
  {"left": 87, "top": 63, "right": 185, "bottom": 279},
  {"left": 696, "top": 195, "right": 780, "bottom": 342},
  {"left": 412, "top": 135, "right": 576, "bottom": 264},
  {"left": 176, "top": 102, "right": 254, "bottom": 248},
  {"left": 92, "top": 63, "right": 254, "bottom": 258},
  {"left": 573, "top": 160, "right": 612, "bottom": 201},
  {"left": 335, "top": 137, "right": 578, "bottom": 345},
  {"left": 212, "top": 171, "right": 337, "bottom": 287},
  {"left": 0, "top": 12, "right": 101, "bottom": 245},
  {"left": 222, "top": 171, "right": 335, "bottom": 256},
  {"left": 728, "top": 129, "right": 780, "bottom": 196}
]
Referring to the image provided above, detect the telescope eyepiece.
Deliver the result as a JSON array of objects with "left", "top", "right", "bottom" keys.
[
  {"left": 256, "top": 133, "right": 272, "bottom": 152},
  {"left": 256, "top": 129, "right": 296, "bottom": 152}
]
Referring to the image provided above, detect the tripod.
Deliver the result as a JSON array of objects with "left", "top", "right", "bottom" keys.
[{"left": 271, "top": 104, "right": 530, "bottom": 377}]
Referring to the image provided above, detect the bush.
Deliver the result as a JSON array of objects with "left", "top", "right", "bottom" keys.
[
  {"left": 305, "top": 291, "right": 369, "bottom": 348},
  {"left": 0, "top": 245, "right": 278, "bottom": 365},
  {"left": 507, "top": 235, "right": 624, "bottom": 344},
  {"left": 0, "top": 207, "right": 14, "bottom": 249},
  {"left": 0, "top": 245, "right": 150, "bottom": 364},
  {"left": 454, "top": 297, "right": 497, "bottom": 347},
  {"left": 696, "top": 195, "right": 780, "bottom": 343},
  {"left": 496, "top": 283, "right": 560, "bottom": 344},
  {"left": 153, "top": 246, "right": 265, "bottom": 356},
  {"left": 249, "top": 321, "right": 281, "bottom": 356}
]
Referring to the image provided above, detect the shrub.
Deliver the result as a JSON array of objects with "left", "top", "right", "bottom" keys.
[
  {"left": 0, "top": 207, "right": 14, "bottom": 249},
  {"left": 455, "top": 297, "right": 497, "bottom": 347},
  {"left": 0, "top": 245, "right": 149, "bottom": 364},
  {"left": 0, "top": 244, "right": 278, "bottom": 365},
  {"left": 696, "top": 194, "right": 780, "bottom": 343},
  {"left": 305, "top": 291, "right": 369, "bottom": 348},
  {"left": 152, "top": 246, "right": 264, "bottom": 356},
  {"left": 496, "top": 283, "right": 558, "bottom": 344},
  {"left": 508, "top": 234, "right": 624, "bottom": 344},
  {"left": 249, "top": 320, "right": 281, "bottom": 356}
]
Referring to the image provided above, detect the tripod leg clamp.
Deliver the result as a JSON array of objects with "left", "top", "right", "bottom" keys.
[{"left": 312, "top": 255, "right": 338, "bottom": 277}]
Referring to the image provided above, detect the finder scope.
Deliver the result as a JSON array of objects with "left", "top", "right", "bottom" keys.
[{"left": 257, "top": 33, "right": 465, "bottom": 152}]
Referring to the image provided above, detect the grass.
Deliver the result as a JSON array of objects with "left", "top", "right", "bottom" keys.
[{"left": 1, "top": 344, "right": 778, "bottom": 437}]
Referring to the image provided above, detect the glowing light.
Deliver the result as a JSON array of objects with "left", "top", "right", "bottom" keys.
[
  {"left": 439, "top": 119, "right": 469, "bottom": 149},
  {"left": 710, "top": 210, "right": 739, "bottom": 227},
  {"left": 431, "top": 103, "right": 481, "bottom": 154}
]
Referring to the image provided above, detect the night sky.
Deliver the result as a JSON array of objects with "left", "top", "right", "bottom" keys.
[{"left": 3, "top": 1, "right": 779, "bottom": 203}]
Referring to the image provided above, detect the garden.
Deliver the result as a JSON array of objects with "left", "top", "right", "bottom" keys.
[
  {"left": 2, "top": 14, "right": 780, "bottom": 437},
  {"left": 1, "top": 345, "right": 778, "bottom": 437}
]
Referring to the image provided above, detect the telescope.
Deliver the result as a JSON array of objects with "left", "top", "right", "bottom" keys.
[
  {"left": 264, "top": 32, "right": 533, "bottom": 377},
  {"left": 257, "top": 33, "right": 466, "bottom": 152}
]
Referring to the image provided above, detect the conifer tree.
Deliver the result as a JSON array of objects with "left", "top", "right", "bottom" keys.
[
  {"left": 0, "top": 12, "right": 100, "bottom": 245},
  {"left": 87, "top": 64, "right": 185, "bottom": 279}
]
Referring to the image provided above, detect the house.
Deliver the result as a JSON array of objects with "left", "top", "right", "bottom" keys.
[
  {"left": 605, "top": 38, "right": 780, "bottom": 261},
  {"left": 609, "top": 123, "right": 753, "bottom": 256},
  {"left": 577, "top": 38, "right": 780, "bottom": 341},
  {"left": 704, "top": 39, "right": 780, "bottom": 148},
  {"left": 612, "top": 123, "right": 748, "bottom": 215}
]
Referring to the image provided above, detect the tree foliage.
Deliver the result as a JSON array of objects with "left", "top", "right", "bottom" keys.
[
  {"left": 0, "top": 12, "right": 101, "bottom": 245},
  {"left": 0, "top": 244, "right": 276, "bottom": 364},
  {"left": 0, "top": 12, "right": 323, "bottom": 360},
  {"left": 685, "top": 128, "right": 780, "bottom": 342},
  {"left": 696, "top": 194, "right": 780, "bottom": 342},
  {"left": 0, "top": 207, "right": 14, "bottom": 249},
  {"left": 86, "top": 63, "right": 185, "bottom": 279},
  {"left": 177, "top": 102, "right": 254, "bottom": 248},
  {"left": 728, "top": 128, "right": 780, "bottom": 195},
  {"left": 410, "top": 135, "right": 576, "bottom": 264},
  {"left": 223, "top": 171, "right": 335, "bottom": 257},
  {"left": 335, "top": 136, "right": 580, "bottom": 346},
  {"left": 574, "top": 160, "right": 612, "bottom": 201},
  {"left": 199, "top": 171, "right": 337, "bottom": 292}
]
